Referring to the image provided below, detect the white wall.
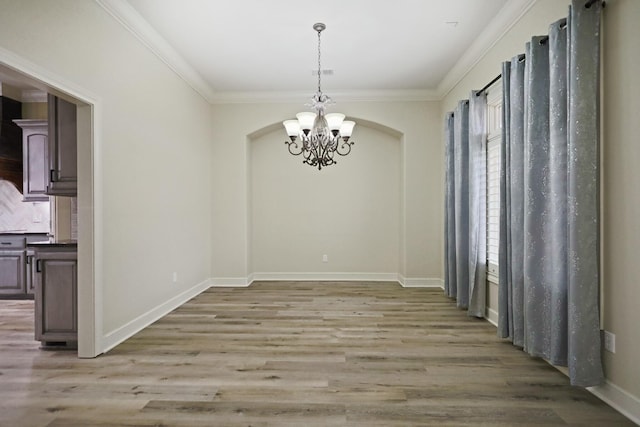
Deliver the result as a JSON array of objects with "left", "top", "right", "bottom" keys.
[
  {"left": 442, "top": 0, "right": 640, "bottom": 419},
  {"left": 601, "top": 0, "right": 640, "bottom": 410},
  {"left": 211, "top": 100, "right": 442, "bottom": 285},
  {"left": 0, "top": 0, "right": 212, "bottom": 340},
  {"left": 250, "top": 123, "right": 401, "bottom": 277}
]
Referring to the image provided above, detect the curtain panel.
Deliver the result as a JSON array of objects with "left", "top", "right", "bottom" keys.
[
  {"left": 498, "top": 0, "right": 604, "bottom": 387},
  {"left": 453, "top": 100, "right": 470, "bottom": 309},
  {"left": 468, "top": 93, "right": 488, "bottom": 317},
  {"left": 444, "top": 93, "right": 487, "bottom": 316},
  {"left": 444, "top": 113, "right": 456, "bottom": 299}
]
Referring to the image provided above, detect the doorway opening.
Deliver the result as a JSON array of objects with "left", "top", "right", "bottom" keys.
[{"left": 0, "top": 59, "right": 99, "bottom": 358}]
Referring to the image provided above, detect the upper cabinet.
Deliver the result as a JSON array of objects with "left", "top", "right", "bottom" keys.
[
  {"left": 47, "top": 94, "right": 77, "bottom": 196},
  {"left": 13, "top": 119, "right": 49, "bottom": 202}
]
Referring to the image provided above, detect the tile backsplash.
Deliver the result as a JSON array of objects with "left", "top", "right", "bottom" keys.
[{"left": 0, "top": 179, "right": 50, "bottom": 233}]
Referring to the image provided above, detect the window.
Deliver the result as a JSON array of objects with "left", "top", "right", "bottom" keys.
[{"left": 486, "top": 82, "right": 502, "bottom": 283}]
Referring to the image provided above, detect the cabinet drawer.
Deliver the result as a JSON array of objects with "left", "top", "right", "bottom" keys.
[{"left": 0, "top": 236, "right": 26, "bottom": 249}]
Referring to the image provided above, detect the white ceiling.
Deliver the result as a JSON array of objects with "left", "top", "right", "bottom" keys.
[
  {"left": 106, "top": 0, "right": 531, "bottom": 102},
  {"left": 2, "top": 1, "right": 533, "bottom": 103},
  {"left": 126, "top": 0, "right": 507, "bottom": 92}
]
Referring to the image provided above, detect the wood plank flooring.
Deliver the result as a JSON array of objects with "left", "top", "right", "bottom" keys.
[{"left": 0, "top": 281, "right": 635, "bottom": 426}]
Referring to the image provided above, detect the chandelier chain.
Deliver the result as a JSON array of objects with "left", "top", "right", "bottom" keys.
[{"left": 317, "top": 28, "right": 322, "bottom": 94}]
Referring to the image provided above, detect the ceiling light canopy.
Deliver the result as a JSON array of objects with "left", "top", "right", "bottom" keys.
[{"left": 283, "top": 23, "right": 355, "bottom": 170}]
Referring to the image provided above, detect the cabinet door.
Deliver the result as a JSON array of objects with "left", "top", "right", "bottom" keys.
[
  {"left": 34, "top": 253, "right": 77, "bottom": 341},
  {"left": 0, "top": 251, "right": 26, "bottom": 295},
  {"left": 47, "top": 94, "right": 77, "bottom": 196},
  {"left": 23, "top": 127, "right": 49, "bottom": 201}
]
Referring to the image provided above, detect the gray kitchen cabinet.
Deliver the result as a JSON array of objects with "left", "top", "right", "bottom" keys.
[
  {"left": 32, "top": 244, "right": 77, "bottom": 347},
  {"left": 0, "top": 234, "right": 48, "bottom": 298},
  {"left": 47, "top": 94, "right": 77, "bottom": 196},
  {"left": 13, "top": 119, "right": 49, "bottom": 202},
  {"left": 0, "top": 250, "right": 25, "bottom": 295}
]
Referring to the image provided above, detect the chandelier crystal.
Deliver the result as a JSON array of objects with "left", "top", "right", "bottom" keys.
[{"left": 283, "top": 23, "right": 355, "bottom": 170}]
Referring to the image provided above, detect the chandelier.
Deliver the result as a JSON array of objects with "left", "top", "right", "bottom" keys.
[{"left": 283, "top": 23, "right": 355, "bottom": 170}]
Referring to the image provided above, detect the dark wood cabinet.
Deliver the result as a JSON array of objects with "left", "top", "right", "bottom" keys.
[
  {"left": 47, "top": 94, "right": 77, "bottom": 196},
  {"left": 13, "top": 119, "right": 49, "bottom": 202},
  {"left": 32, "top": 244, "right": 77, "bottom": 347}
]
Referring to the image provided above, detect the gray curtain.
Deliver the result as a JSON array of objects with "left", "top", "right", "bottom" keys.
[
  {"left": 444, "top": 94, "right": 487, "bottom": 316},
  {"left": 498, "top": 56, "right": 526, "bottom": 347},
  {"left": 468, "top": 92, "right": 487, "bottom": 317},
  {"left": 498, "top": 0, "right": 603, "bottom": 386},
  {"left": 453, "top": 100, "right": 470, "bottom": 309},
  {"left": 444, "top": 113, "right": 456, "bottom": 299}
]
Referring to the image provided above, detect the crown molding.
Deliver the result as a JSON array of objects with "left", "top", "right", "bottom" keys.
[
  {"left": 95, "top": 0, "right": 216, "bottom": 103},
  {"left": 436, "top": 0, "right": 538, "bottom": 99},
  {"left": 96, "top": 0, "right": 536, "bottom": 105},
  {"left": 209, "top": 88, "right": 440, "bottom": 104}
]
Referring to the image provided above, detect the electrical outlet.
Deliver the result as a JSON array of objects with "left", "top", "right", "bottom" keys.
[
  {"left": 604, "top": 330, "right": 616, "bottom": 353},
  {"left": 322, "top": 254, "right": 328, "bottom": 263},
  {"left": 172, "top": 272, "right": 178, "bottom": 283}
]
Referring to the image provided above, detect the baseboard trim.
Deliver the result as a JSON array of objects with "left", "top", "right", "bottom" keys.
[
  {"left": 588, "top": 381, "right": 640, "bottom": 425},
  {"left": 210, "top": 274, "right": 447, "bottom": 289},
  {"left": 101, "top": 278, "right": 212, "bottom": 353},
  {"left": 249, "top": 272, "right": 400, "bottom": 283},
  {"left": 485, "top": 307, "right": 499, "bottom": 327},
  {"left": 484, "top": 308, "right": 640, "bottom": 425},
  {"left": 399, "top": 276, "right": 445, "bottom": 288},
  {"left": 210, "top": 277, "right": 251, "bottom": 287}
]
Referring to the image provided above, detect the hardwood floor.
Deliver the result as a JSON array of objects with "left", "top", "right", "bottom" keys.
[{"left": 0, "top": 281, "right": 634, "bottom": 426}]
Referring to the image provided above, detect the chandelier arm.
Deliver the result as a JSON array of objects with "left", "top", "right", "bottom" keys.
[
  {"left": 314, "top": 135, "right": 323, "bottom": 156},
  {"left": 326, "top": 137, "right": 337, "bottom": 160},
  {"left": 302, "top": 140, "right": 316, "bottom": 163},
  {"left": 304, "top": 148, "right": 318, "bottom": 168},
  {"left": 317, "top": 144, "right": 326, "bottom": 167},
  {"left": 315, "top": 136, "right": 325, "bottom": 161},
  {"left": 285, "top": 140, "right": 303, "bottom": 156},
  {"left": 322, "top": 135, "right": 333, "bottom": 158},
  {"left": 318, "top": 143, "right": 327, "bottom": 166},
  {"left": 324, "top": 151, "right": 335, "bottom": 167},
  {"left": 335, "top": 140, "right": 355, "bottom": 156},
  {"left": 325, "top": 146, "right": 335, "bottom": 162},
  {"left": 314, "top": 141, "right": 323, "bottom": 166}
]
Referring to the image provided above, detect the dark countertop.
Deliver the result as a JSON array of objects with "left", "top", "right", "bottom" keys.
[
  {"left": 0, "top": 232, "right": 50, "bottom": 235},
  {"left": 27, "top": 240, "right": 77, "bottom": 247}
]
